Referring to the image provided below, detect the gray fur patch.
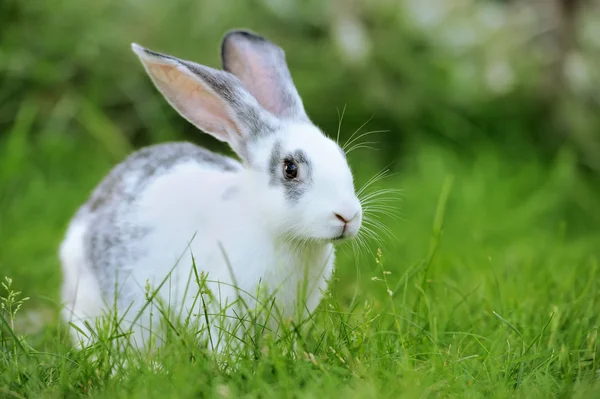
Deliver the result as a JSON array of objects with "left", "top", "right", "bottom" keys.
[
  {"left": 80, "top": 141, "right": 242, "bottom": 299},
  {"left": 293, "top": 149, "right": 310, "bottom": 166},
  {"left": 267, "top": 141, "right": 312, "bottom": 203},
  {"left": 268, "top": 140, "right": 282, "bottom": 186}
]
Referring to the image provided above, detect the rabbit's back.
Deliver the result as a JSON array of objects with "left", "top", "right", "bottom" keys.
[
  {"left": 82, "top": 142, "right": 241, "bottom": 217},
  {"left": 64, "top": 142, "right": 242, "bottom": 306}
]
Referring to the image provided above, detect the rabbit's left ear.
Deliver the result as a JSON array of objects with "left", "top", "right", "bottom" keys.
[
  {"left": 221, "top": 30, "right": 308, "bottom": 122},
  {"left": 131, "top": 43, "right": 275, "bottom": 161}
]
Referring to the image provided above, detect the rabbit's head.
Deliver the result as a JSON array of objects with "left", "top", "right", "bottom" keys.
[{"left": 132, "top": 30, "right": 362, "bottom": 242}]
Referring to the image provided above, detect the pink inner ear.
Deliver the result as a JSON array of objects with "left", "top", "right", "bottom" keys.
[
  {"left": 146, "top": 63, "right": 238, "bottom": 142},
  {"left": 227, "top": 45, "right": 285, "bottom": 117}
]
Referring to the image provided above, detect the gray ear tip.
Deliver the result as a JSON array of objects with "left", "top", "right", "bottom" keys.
[
  {"left": 131, "top": 43, "right": 172, "bottom": 62},
  {"left": 221, "top": 29, "right": 284, "bottom": 70},
  {"left": 222, "top": 29, "right": 268, "bottom": 47}
]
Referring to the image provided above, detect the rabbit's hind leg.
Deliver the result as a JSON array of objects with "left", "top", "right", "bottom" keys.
[{"left": 59, "top": 219, "right": 104, "bottom": 350}]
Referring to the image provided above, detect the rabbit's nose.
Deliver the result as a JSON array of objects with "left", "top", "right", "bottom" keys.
[
  {"left": 333, "top": 210, "right": 359, "bottom": 224},
  {"left": 332, "top": 198, "right": 362, "bottom": 226},
  {"left": 334, "top": 213, "right": 349, "bottom": 224}
]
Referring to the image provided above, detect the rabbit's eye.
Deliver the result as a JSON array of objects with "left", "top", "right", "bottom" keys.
[{"left": 283, "top": 160, "right": 298, "bottom": 180}]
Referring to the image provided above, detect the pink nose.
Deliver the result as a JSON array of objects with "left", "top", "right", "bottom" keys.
[
  {"left": 334, "top": 213, "right": 348, "bottom": 223},
  {"left": 334, "top": 211, "right": 358, "bottom": 224}
]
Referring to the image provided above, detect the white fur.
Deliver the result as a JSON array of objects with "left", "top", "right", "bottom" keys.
[{"left": 59, "top": 219, "right": 104, "bottom": 349}]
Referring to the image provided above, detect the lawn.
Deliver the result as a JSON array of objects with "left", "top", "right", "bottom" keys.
[{"left": 1, "top": 119, "right": 600, "bottom": 397}]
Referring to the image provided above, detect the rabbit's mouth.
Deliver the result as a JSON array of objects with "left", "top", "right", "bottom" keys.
[
  {"left": 330, "top": 222, "right": 360, "bottom": 242},
  {"left": 331, "top": 231, "right": 355, "bottom": 242}
]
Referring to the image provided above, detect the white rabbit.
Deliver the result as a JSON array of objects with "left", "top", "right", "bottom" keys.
[{"left": 59, "top": 29, "right": 362, "bottom": 352}]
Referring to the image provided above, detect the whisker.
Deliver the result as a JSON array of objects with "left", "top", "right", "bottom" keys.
[
  {"left": 345, "top": 142, "right": 380, "bottom": 155},
  {"left": 359, "top": 224, "right": 384, "bottom": 246},
  {"left": 359, "top": 188, "right": 404, "bottom": 203},
  {"left": 362, "top": 185, "right": 404, "bottom": 194},
  {"left": 363, "top": 203, "right": 402, "bottom": 211},
  {"left": 364, "top": 207, "right": 403, "bottom": 221},
  {"left": 336, "top": 104, "right": 347, "bottom": 145},
  {"left": 351, "top": 233, "right": 371, "bottom": 259},
  {"left": 362, "top": 218, "right": 396, "bottom": 241},
  {"left": 342, "top": 115, "right": 374, "bottom": 151},
  {"left": 356, "top": 167, "right": 393, "bottom": 197},
  {"left": 343, "top": 129, "right": 389, "bottom": 153}
]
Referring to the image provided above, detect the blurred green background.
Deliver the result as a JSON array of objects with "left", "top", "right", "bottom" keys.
[{"left": 1, "top": 0, "right": 600, "bottom": 341}]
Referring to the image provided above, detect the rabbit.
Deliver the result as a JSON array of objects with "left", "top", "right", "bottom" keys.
[{"left": 59, "top": 29, "right": 363, "bottom": 352}]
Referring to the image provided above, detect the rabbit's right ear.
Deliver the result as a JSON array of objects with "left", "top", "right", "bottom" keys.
[
  {"left": 131, "top": 43, "right": 273, "bottom": 160},
  {"left": 221, "top": 30, "right": 308, "bottom": 122}
]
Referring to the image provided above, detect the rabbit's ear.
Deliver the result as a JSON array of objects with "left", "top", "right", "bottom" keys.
[
  {"left": 221, "top": 30, "right": 308, "bottom": 121},
  {"left": 132, "top": 43, "right": 272, "bottom": 159}
]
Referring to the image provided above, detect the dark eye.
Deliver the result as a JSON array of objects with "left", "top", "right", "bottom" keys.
[{"left": 283, "top": 160, "right": 298, "bottom": 180}]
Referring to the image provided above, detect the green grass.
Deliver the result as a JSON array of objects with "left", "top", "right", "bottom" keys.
[{"left": 1, "top": 123, "right": 600, "bottom": 398}]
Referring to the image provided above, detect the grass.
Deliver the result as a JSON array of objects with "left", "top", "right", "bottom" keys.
[{"left": 1, "top": 117, "right": 600, "bottom": 398}]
